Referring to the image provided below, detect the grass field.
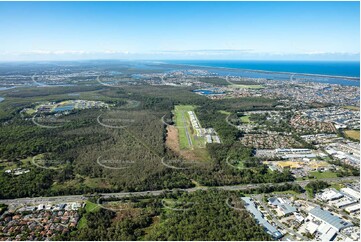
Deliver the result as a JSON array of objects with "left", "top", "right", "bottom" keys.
[
  {"left": 173, "top": 105, "right": 210, "bottom": 162},
  {"left": 240, "top": 115, "right": 251, "bottom": 123},
  {"left": 309, "top": 171, "right": 338, "bottom": 179},
  {"left": 218, "top": 110, "right": 231, "bottom": 115},
  {"left": 77, "top": 217, "right": 87, "bottom": 229},
  {"left": 344, "top": 130, "right": 360, "bottom": 141},
  {"left": 77, "top": 201, "right": 100, "bottom": 229},
  {"left": 173, "top": 105, "right": 206, "bottom": 150},
  {"left": 330, "top": 183, "right": 345, "bottom": 191}
]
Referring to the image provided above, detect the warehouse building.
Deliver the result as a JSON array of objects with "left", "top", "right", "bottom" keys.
[
  {"left": 268, "top": 197, "right": 296, "bottom": 216},
  {"left": 309, "top": 207, "right": 353, "bottom": 232},
  {"left": 341, "top": 187, "right": 360, "bottom": 201},
  {"left": 316, "top": 188, "right": 344, "bottom": 202},
  {"left": 241, "top": 197, "right": 282, "bottom": 239}
]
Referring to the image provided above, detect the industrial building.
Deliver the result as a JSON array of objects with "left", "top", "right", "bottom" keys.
[
  {"left": 316, "top": 188, "right": 344, "bottom": 202},
  {"left": 309, "top": 206, "right": 353, "bottom": 232},
  {"left": 268, "top": 197, "right": 296, "bottom": 216},
  {"left": 275, "top": 148, "right": 317, "bottom": 159},
  {"left": 333, "top": 197, "right": 358, "bottom": 209},
  {"left": 341, "top": 187, "right": 360, "bottom": 201},
  {"left": 345, "top": 204, "right": 360, "bottom": 213},
  {"left": 241, "top": 197, "right": 282, "bottom": 239},
  {"left": 306, "top": 206, "right": 354, "bottom": 242}
]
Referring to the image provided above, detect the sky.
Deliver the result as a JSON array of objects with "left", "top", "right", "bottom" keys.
[{"left": 0, "top": 1, "right": 359, "bottom": 61}]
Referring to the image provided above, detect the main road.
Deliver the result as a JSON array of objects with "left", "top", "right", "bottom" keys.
[{"left": 0, "top": 176, "right": 357, "bottom": 205}]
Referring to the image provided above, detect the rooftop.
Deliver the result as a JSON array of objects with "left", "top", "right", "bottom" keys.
[
  {"left": 309, "top": 206, "right": 352, "bottom": 231},
  {"left": 268, "top": 197, "right": 296, "bottom": 215},
  {"left": 241, "top": 197, "right": 282, "bottom": 239}
]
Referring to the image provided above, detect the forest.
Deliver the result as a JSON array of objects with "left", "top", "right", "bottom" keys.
[
  {"left": 0, "top": 83, "right": 294, "bottom": 199},
  {"left": 55, "top": 190, "right": 272, "bottom": 241}
]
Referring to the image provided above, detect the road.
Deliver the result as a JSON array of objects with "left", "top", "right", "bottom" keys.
[{"left": 0, "top": 176, "right": 357, "bottom": 205}]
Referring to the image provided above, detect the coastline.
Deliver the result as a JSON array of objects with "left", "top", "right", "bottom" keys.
[{"left": 162, "top": 61, "right": 360, "bottom": 81}]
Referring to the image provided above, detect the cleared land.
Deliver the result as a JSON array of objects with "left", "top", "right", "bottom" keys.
[
  {"left": 165, "top": 126, "right": 180, "bottom": 153},
  {"left": 344, "top": 130, "right": 360, "bottom": 141}
]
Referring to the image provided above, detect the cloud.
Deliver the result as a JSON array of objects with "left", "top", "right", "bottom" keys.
[
  {"left": 0, "top": 49, "right": 358, "bottom": 61},
  {"left": 302, "top": 51, "right": 360, "bottom": 56},
  {"left": 21, "top": 50, "right": 130, "bottom": 55},
  {"left": 151, "top": 49, "right": 255, "bottom": 56}
]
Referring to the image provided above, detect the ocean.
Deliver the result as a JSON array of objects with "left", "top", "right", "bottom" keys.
[
  {"left": 166, "top": 60, "right": 360, "bottom": 77},
  {"left": 165, "top": 60, "right": 360, "bottom": 86}
]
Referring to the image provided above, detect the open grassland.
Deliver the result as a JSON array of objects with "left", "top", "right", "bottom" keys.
[
  {"left": 344, "top": 130, "right": 360, "bottom": 140},
  {"left": 174, "top": 105, "right": 196, "bottom": 149},
  {"left": 174, "top": 105, "right": 207, "bottom": 149}
]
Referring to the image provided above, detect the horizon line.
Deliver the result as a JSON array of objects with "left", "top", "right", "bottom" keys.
[{"left": 0, "top": 59, "right": 360, "bottom": 63}]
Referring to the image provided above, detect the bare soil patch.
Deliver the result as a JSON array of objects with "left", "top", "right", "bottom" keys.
[{"left": 165, "top": 126, "right": 180, "bottom": 153}]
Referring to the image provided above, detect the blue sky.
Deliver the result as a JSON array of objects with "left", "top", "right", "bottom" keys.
[{"left": 0, "top": 1, "right": 359, "bottom": 61}]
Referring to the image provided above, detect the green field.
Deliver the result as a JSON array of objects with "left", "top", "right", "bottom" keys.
[
  {"left": 218, "top": 110, "right": 231, "bottom": 115},
  {"left": 77, "top": 201, "right": 100, "bottom": 229},
  {"left": 330, "top": 183, "right": 345, "bottom": 191},
  {"left": 240, "top": 115, "right": 251, "bottom": 123},
  {"left": 173, "top": 105, "right": 205, "bottom": 150},
  {"left": 309, "top": 171, "right": 338, "bottom": 179}
]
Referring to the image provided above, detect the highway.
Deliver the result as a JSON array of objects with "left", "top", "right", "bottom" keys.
[{"left": 0, "top": 176, "right": 358, "bottom": 205}]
